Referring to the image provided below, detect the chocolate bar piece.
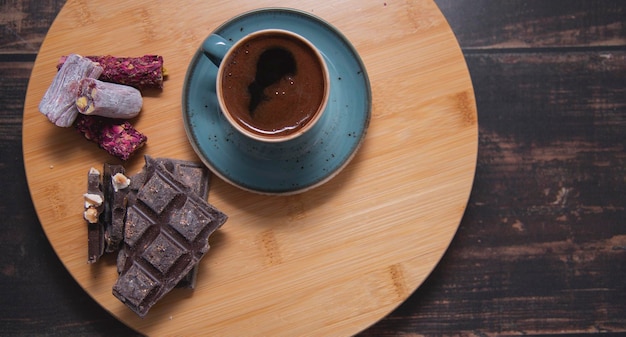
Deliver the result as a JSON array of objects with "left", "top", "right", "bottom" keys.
[
  {"left": 116, "top": 164, "right": 147, "bottom": 274},
  {"left": 164, "top": 159, "right": 210, "bottom": 289},
  {"left": 124, "top": 156, "right": 212, "bottom": 289},
  {"left": 58, "top": 55, "right": 165, "bottom": 89},
  {"left": 151, "top": 157, "right": 211, "bottom": 289},
  {"left": 85, "top": 167, "right": 105, "bottom": 263},
  {"left": 40, "top": 54, "right": 103, "bottom": 127},
  {"left": 76, "top": 78, "right": 143, "bottom": 119},
  {"left": 74, "top": 114, "right": 147, "bottom": 161},
  {"left": 102, "top": 164, "right": 129, "bottom": 253},
  {"left": 159, "top": 159, "right": 210, "bottom": 198},
  {"left": 113, "top": 161, "right": 226, "bottom": 317}
]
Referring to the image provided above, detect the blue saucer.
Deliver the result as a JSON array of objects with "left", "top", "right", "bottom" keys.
[{"left": 182, "top": 8, "right": 371, "bottom": 194}]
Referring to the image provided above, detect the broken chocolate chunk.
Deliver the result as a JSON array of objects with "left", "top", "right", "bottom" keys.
[
  {"left": 102, "top": 164, "right": 129, "bottom": 253},
  {"left": 85, "top": 167, "right": 105, "bottom": 264},
  {"left": 153, "top": 157, "right": 211, "bottom": 199},
  {"left": 113, "top": 161, "right": 226, "bottom": 317}
]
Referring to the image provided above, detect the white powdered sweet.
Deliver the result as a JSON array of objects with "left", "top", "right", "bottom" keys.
[
  {"left": 39, "top": 54, "right": 103, "bottom": 127},
  {"left": 76, "top": 78, "right": 142, "bottom": 119}
]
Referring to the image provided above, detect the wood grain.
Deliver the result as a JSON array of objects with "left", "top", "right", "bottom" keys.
[
  {"left": 21, "top": 0, "right": 476, "bottom": 336},
  {"left": 360, "top": 2, "right": 626, "bottom": 334},
  {"left": 2, "top": 0, "right": 625, "bottom": 336},
  {"left": 0, "top": 1, "right": 62, "bottom": 55},
  {"left": 360, "top": 51, "right": 626, "bottom": 335},
  {"left": 436, "top": 0, "right": 626, "bottom": 49}
]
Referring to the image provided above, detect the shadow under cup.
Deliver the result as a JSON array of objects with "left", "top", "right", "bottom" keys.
[{"left": 215, "top": 29, "right": 330, "bottom": 143}]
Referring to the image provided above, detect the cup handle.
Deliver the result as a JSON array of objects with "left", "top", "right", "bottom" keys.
[{"left": 201, "top": 34, "right": 232, "bottom": 66}]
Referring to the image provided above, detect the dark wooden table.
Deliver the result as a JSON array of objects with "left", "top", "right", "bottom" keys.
[{"left": 2, "top": 1, "right": 625, "bottom": 336}]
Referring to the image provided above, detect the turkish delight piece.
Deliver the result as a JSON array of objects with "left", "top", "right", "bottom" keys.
[
  {"left": 113, "top": 161, "right": 227, "bottom": 317},
  {"left": 85, "top": 167, "right": 106, "bottom": 264},
  {"left": 102, "top": 164, "right": 129, "bottom": 253},
  {"left": 40, "top": 54, "right": 103, "bottom": 127},
  {"left": 74, "top": 114, "right": 147, "bottom": 161},
  {"left": 76, "top": 78, "right": 143, "bottom": 119},
  {"left": 58, "top": 55, "right": 165, "bottom": 89}
]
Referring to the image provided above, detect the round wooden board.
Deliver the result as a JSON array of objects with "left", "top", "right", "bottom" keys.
[{"left": 23, "top": 0, "right": 477, "bottom": 335}]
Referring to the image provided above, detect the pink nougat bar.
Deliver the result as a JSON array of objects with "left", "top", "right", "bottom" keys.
[
  {"left": 58, "top": 55, "right": 165, "bottom": 89},
  {"left": 39, "top": 54, "right": 103, "bottom": 127},
  {"left": 74, "top": 114, "right": 147, "bottom": 161}
]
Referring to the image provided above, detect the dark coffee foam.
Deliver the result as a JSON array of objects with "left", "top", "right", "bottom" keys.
[{"left": 221, "top": 32, "right": 326, "bottom": 138}]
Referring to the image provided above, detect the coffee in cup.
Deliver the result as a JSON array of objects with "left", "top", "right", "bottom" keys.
[{"left": 203, "top": 29, "right": 330, "bottom": 142}]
